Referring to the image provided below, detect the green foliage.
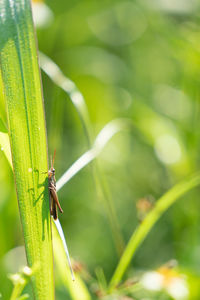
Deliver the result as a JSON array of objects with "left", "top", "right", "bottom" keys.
[
  {"left": 109, "top": 171, "right": 200, "bottom": 291},
  {"left": 0, "top": 0, "right": 53, "bottom": 299},
  {"left": 1, "top": 0, "right": 200, "bottom": 299}
]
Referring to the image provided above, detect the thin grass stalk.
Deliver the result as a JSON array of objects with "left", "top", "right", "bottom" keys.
[{"left": 108, "top": 171, "right": 200, "bottom": 291}]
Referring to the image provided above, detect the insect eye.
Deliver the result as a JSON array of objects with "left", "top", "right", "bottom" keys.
[{"left": 52, "top": 168, "right": 55, "bottom": 173}]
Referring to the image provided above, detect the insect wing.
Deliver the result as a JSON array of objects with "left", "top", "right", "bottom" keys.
[{"left": 50, "top": 194, "right": 58, "bottom": 220}]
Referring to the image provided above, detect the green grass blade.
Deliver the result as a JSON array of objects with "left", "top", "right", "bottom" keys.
[
  {"left": 52, "top": 223, "right": 91, "bottom": 300},
  {"left": 39, "top": 52, "right": 92, "bottom": 145},
  {"left": 56, "top": 119, "right": 130, "bottom": 191},
  {"left": 0, "top": 129, "right": 91, "bottom": 299},
  {"left": 108, "top": 171, "right": 200, "bottom": 291},
  {"left": 54, "top": 219, "right": 75, "bottom": 281},
  {"left": 0, "top": 0, "right": 54, "bottom": 299},
  {"left": 56, "top": 118, "right": 131, "bottom": 256}
]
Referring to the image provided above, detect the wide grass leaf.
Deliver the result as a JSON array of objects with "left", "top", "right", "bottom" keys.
[{"left": 0, "top": 0, "right": 54, "bottom": 299}]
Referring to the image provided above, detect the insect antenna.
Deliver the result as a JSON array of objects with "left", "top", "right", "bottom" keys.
[{"left": 50, "top": 154, "right": 53, "bottom": 170}]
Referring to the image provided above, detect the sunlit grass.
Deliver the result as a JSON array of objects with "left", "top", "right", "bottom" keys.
[
  {"left": 1, "top": 0, "right": 200, "bottom": 299},
  {"left": 0, "top": 0, "right": 53, "bottom": 298}
]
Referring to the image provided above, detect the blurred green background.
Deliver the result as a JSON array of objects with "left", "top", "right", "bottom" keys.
[{"left": 1, "top": 0, "right": 200, "bottom": 299}]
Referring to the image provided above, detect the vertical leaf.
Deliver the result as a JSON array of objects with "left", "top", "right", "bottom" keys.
[{"left": 0, "top": 0, "right": 54, "bottom": 299}]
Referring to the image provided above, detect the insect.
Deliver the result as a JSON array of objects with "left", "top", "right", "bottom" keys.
[
  {"left": 48, "top": 150, "right": 63, "bottom": 220},
  {"left": 47, "top": 150, "right": 75, "bottom": 280}
]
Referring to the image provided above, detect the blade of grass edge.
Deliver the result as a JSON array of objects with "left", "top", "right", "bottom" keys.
[
  {"left": 0, "top": 0, "right": 54, "bottom": 299},
  {"left": 108, "top": 171, "right": 200, "bottom": 291}
]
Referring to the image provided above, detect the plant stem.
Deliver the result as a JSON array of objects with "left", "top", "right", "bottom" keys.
[
  {"left": 0, "top": 0, "right": 54, "bottom": 298},
  {"left": 108, "top": 172, "right": 200, "bottom": 291}
]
